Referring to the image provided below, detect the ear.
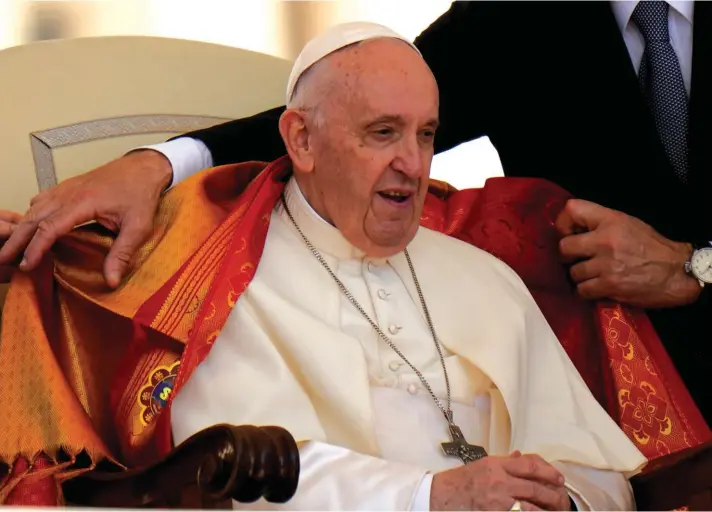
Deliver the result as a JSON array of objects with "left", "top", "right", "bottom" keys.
[{"left": 279, "top": 109, "right": 315, "bottom": 173}]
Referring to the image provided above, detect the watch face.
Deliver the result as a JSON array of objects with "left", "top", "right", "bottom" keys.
[{"left": 690, "top": 247, "right": 712, "bottom": 283}]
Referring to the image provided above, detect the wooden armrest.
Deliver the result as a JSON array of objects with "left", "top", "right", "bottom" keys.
[
  {"left": 62, "top": 424, "right": 300, "bottom": 508},
  {"left": 631, "top": 439, "right": 712, "bottom": 511}
]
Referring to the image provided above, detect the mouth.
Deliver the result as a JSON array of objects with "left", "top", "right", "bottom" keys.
[{"left": 376, "top": 189, "right": 414, "bottom": 206}]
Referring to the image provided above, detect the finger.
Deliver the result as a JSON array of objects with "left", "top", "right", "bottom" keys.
[
  {"left": 576, "top": 277, "right": 609, "bottom": 301},
  {"left": 0, "top": 210, "right": 22, "bottom": 225},
  {"left": 0, "top": 221, "right": 16, "bottom": 239},
  {"left": 19, "top": 204, "right": 94, "bottom": 270},
  {"left": 512, "top": 454, "right": 571, "bottom": 510},
  {"left": 554, "top": 209, "right": 585, "bottom": 238},
  {"left": 504, "top": 499, "right": 543, "bottom": 512},
  {"left": 558, "top": 231, "right": 598, "bottom": 264},
  {"left": 555, "top": 199, "right": 610, "bottom": 236},
  {"left": 104, "top": 215, "right": 153, "bottom": 288},
  {"left": 569, "top": 257, "right": 606, "bottom": 284},
  {"left": 510, "top": 477, "right": 567, "bottom": 511},
  {"left": 0, "top": 206, "right": 57, "bottom": 265},
  {"left": 520, "top": 501, "right": 543, "bottom": 512},
  {"left": 503, "top": 454, "right": 565, "bottom": 488},
  {"left": 0, "top": 210, "right": 22, "bottom": 240}
]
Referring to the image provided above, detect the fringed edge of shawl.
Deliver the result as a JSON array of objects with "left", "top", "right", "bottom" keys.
[{"left": 0, "top": 447, "right": 122, "bottom": 505}]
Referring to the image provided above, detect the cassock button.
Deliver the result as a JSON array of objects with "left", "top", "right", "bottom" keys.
[
  {"left": 388, "top": 361, "right": 400, "bottom": 371},
  {"left": 377, "top": 289, "right": 390, "bottom": 300},
  {"left": 388, "top": 324, "right": 401, "bottom": 335},
  {"left": 407, "top": 383, "right": 418, "bottom": 395}
]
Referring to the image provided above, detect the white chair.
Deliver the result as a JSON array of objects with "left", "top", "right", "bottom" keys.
[{"left": 0, "top": 35, "right": 293, "bottom": 310}]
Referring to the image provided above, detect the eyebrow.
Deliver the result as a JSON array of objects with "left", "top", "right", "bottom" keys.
[{"left": 365, "top": 115, "right": 440, "bottom": 130}]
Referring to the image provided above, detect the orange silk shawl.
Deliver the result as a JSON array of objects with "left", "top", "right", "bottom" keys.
[{"left": 1, "top": 156, "right": 709, "bottom": 505}]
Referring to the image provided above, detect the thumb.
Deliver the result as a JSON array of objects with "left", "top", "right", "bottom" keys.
[
  {"left": 554, "top": 199, "right": 609, "bottom": 236},
  {"left": 104, "top": 216, "right": 152, "bottom": 288}
]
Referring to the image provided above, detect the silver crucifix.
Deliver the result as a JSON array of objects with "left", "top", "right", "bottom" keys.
[{"left": 441, "top": 423, "right": 488, "bottom": 464}]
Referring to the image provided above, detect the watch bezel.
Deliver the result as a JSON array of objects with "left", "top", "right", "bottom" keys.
[{"left": 689, "top": 246, "right": 712, "bottom": 284}]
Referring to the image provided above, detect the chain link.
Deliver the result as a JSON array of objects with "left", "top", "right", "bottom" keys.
[{"left": 281, "top": 195, "right": 454, "bottom": 426}]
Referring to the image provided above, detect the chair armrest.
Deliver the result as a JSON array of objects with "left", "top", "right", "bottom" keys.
[
  {"left": 630, "top": 439, "right": 712, "bottom": 511},
  {"left": 62, "top": 424, "right": 300, "bottom": 508}
]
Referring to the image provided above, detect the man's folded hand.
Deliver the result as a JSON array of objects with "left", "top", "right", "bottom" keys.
[{"left": 430, "top": 451, "right": 570, "bottom": 511}]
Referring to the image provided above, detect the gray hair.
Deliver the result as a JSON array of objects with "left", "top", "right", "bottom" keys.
[
  {"left": 286, "top": 40, "right": 368, "bottom": 128},
  {"left": 287, "top": 59, "right": 326, "bottom": 128}
]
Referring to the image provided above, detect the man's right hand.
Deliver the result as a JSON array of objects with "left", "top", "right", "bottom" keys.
[
  {"left": 0, "top": 150, "right": 173, "bottom": 288},
  {"left": 430, "top": 451, "right": 570, "bottom": 511}
]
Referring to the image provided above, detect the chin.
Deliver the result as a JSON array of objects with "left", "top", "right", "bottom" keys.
[
  {"left": 355, "top": 220, "right": 419, "bottom": 257},
  {"left": 364, "top": 245, "right": 406, "bottom": 259},
  {"left": 366, "top": 233, "right": 418, "bottom": 258}
]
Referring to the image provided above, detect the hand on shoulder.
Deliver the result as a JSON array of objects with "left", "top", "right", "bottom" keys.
[{"left": 0, "top": 149, "right": 173, "bottom": 288}]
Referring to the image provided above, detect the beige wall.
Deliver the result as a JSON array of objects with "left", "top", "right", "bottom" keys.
[
  {"left": 0, "top": 0, "right": 451, "bottom": 58},
  {"left": 0, "top": 0, "right": 503, "bottom": 192},
  {"left": 0, "top": 0, "right": 21, "bottom": 49},
  {"left": 278, "top": 1, "right": 451, "bottom": 59}
]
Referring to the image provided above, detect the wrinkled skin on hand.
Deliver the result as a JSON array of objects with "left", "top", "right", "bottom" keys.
[
  {"left": 430, "top": 451, "right": 570, "bottom": 511},
  {"left": 0, "top": 150, "right": 173, "bottom": 288},
  {"left": 0, "top": 210, "right": 21, "bottom": 283},
  {"left": 555, "top": 199, "right": 700, "bottom": 309}
]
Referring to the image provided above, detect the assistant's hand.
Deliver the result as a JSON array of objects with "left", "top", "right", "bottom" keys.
[
  {"left": 430, "top": 451, "right": 570, "bottom": 511},
  {"left": 0, "top": 210, "right": 22, "bottom": 283},
  {"left": 0, "top": 150, "right": 172, "bottom": 288},
  {"left": 555, "top": 199, "right": 699, "bottom": 308}
]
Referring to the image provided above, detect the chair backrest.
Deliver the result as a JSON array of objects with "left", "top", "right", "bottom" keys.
[{"left": 0, "top": 35, "right": 292, "bottom": 310}]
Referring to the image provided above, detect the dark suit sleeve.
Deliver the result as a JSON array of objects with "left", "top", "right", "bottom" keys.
[
  {"left": 178, "top": 1, "right": 496, "bottom": 166},
  {"left": 173, "top": 105, "right": 287, "bottom": 167},
  {"left": 413, "top": 1, "right": 497, "bottom": 154}
]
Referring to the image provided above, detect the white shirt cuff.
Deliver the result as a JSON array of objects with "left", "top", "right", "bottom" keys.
[
  {"left": 136, "top": 137, "right": 214, "bottom": 189},
  {"left": 411, "top": 472, "right": 433, "bottom": 511},
  {"left": 236, "top": 440, "right": 429, "bottom": 510}
]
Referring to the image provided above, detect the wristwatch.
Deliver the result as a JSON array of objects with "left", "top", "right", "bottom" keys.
[{"left": 684, "top": 242, "right": 712, "bottom": 288}]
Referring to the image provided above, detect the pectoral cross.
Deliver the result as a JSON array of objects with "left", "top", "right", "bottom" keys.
[{"left": 441, "top": 423, "right": 488, "bottom": 464}]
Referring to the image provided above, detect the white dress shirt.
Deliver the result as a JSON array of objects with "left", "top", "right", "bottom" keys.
[
  {"left": 610, "top": 0, "right": 693, "bottom": 93},
  {"left": 139, "top": 1, "right": 695, "bottom": 189}
]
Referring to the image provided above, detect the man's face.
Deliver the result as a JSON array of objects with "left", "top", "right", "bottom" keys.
[{"left": 301, "top": 39, "right": 439, "bottom": 258}]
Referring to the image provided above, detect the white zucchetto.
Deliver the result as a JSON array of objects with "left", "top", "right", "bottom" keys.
[{"left": 286, "top": 21, "right": 420, "bottom": 104}]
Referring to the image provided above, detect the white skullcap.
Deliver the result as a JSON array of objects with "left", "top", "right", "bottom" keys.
[{"left": 286, "top": 21, "right": 421, "bottom": 104}]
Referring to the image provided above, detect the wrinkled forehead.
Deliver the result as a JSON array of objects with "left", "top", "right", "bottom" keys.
[
  {"left": 330, "top": 40, "right": 439, "bottom": 121},
  {"left": 286, "top": 21, "right": 420, "bottom": 103}
]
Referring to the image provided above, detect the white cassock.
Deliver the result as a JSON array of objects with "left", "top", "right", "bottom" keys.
[{"left": 171, "top": 177, "right": 647, "bottom": 510}]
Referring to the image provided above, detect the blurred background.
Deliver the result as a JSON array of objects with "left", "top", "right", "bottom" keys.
[
  {"left": 0, "top": 0, "right": 504, "bottom": 188},
  {"left": 0, "top": 0, "right": 453, "bottom": 59}
]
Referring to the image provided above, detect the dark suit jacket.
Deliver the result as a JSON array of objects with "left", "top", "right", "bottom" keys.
[{"left": 181, "top": 1, "right": 712, "bottom": 423}]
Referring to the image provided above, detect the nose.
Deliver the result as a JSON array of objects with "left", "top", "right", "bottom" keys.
[{"left": 391, "top": 135, "right": 425, "bottom": 179}]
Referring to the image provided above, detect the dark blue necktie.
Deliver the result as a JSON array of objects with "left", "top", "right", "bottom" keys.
[{"left": 631, "top": 1, "right": 690, "bottom": 182}]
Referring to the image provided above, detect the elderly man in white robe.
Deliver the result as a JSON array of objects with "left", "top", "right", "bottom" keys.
[{"left": 170, "top": 22, "right": 646, "bottom": 511}]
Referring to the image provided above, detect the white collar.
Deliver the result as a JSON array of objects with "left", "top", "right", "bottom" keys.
[
  {"left": 280, "top": 177, "right": 389, "bottom": 264},
  {"left": 609, "top": 1, "right": 694, "bottom": 34}
]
